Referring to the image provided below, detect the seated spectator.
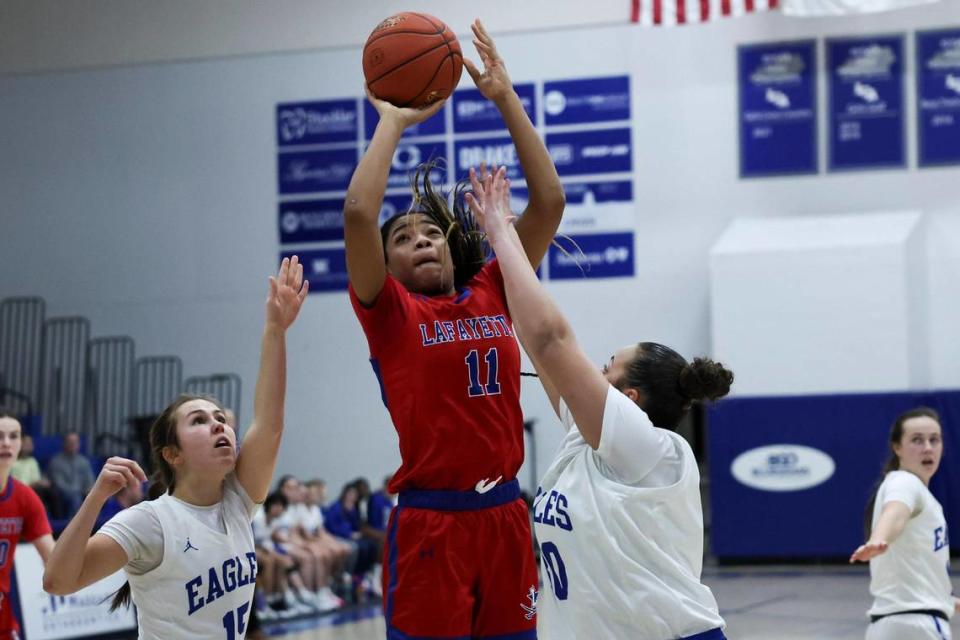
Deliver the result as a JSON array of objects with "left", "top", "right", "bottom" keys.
[
  {"left": 276, "top": 475, "right": 342, "bottom": 610},
  {"left": 364, "top": 474, "right": 396, "bottom": 535},
  {"left": 324, "top": 481, "right": 379, "bottom": 599},
  {"left": 46, "top": 431, "right": 94, "bottom": 518},
  {"left": 12, "top": 434, "right": 59, "bottom": 514},
  {"left": 359, "top": 475, "right": 395, "bottom": 598},
  {"left": 252, "top": 492, "right": 316, "bottom": 617}
]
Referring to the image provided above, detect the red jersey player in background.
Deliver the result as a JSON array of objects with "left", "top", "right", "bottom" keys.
[
  {"left": 344, "top": 19, "right": 563, "bottom": 640},
  {"left": 0, "top": 412, "right": 54, "bottom": 640}
]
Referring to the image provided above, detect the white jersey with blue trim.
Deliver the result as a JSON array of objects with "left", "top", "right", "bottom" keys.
[
  {"left": 534, "top": 386, "right": 724, "bottom": 639},
  {"left": 123, "top": 474, "right": 258, "bottom": 639},
  {"left": 868, "top": 470, "right": 953, "bottom": 619}
]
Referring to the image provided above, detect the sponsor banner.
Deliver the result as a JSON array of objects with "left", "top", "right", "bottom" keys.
[
  {"left": 738, "top": 41, "right": 818, "bottom": 177},
  {"left": 364, "top": 100, "right": 447, "bottom": 140},
  {"left": 543, "top": 76, "right": 630, "bottom": 126},
  {"left": 452, "top": 83, "right": 536, "bottom": 133},
  {"left": 454, "top": 136, "right": 525, "bottom": 181},
  {"left": 548, "top": 232, "right": 634, "bottom": 280},
  {"left": 385, "top": 140, "right": 447, "bottom": 189},
  {"left": 15, "top": 544, "right": 137, "bottom": 639},
  {"left": 730, "top": 444, "right": 836, "bottom": 492},
  {"left": 827, "top": 35, "right": 906, "bottom": 171},
  {"left": 278, "top": 148, "right": 357, "bottom": 194},
  {"left": 278, "top": 198, "right": 345, "bottom": 244},
  {"left": 546, "top": 128, "right": 632, "bottom": 176},
  {"left": 276, "top": 99, "right": 358, "bottom": 146},
  {"left": 282, "top": 248, "right": 349, "bottom": 293},
  {"left": 916, "top": 28, "right": 960, "bottom": 167},
  {"left": 379, "top": 193, "right": 416, "bottom": 226},
  {"left": 558, "top": 181, "right": 634, "bottom": 234},
  {"left": 709, "top": 391, "right": 960, "bottom": 558}
]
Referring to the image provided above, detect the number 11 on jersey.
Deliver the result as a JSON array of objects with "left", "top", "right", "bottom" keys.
[{"left": 465, "top": 348, "right": 501, "bottom": 397}]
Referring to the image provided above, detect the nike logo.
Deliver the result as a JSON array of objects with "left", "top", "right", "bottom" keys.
[{"left": 475, "top": 476, "right": 503, "bottom": 494}]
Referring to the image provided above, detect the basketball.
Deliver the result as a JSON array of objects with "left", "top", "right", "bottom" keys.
[{"left": 363, "top": 12, "right": 463, "bottom": 109}]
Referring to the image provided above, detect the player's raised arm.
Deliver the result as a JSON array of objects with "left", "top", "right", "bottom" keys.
[
  {"left": 235, "top": 256, "right": 308, "bottom": 503},
  {"left": 467, "top": 167, "right": 607, "bottom": 448},
  {"left": 464, "top": 19, "right": 565, "bottom": 269},
  {"left": 344, "top": 91, "right": 445, "bottom": 305}
]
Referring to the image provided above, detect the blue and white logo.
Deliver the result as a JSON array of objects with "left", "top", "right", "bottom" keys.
[
  {"left": 455, "top": 136, "right": 523, "bottom": 180},
  {"left": 278, "top": 198, "right": 347, "bottom": 244},
  {"left": 453, "top": 84, "right": 536, "bottom": 133},
  {"left": 277, "top": 149, "right": 358, "bottom": 194},
  {"left": 543, "top": 76, "right": 630, "bottom": 125},
  {"left": 549, "top": 232, "right": 634, "bottom": 280},
  {"left": 282, "top": 248, "right": 349, "bottom": 292},
  {"left": 731, "top": 444, "right": 835, "bottom": 492},
  {"left": 384, "top": 140, "right": 446, "bottom": 188},
  {"left": 276, "top": 100, "right": 358, "bottom": 146},
  {"left": 546, "top": 128, "right": 632, "bottom": 176}
]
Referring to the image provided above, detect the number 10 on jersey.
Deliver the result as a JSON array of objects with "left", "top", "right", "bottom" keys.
[{"left": 465, "top": 348, "right": 501, "bottom": 397}]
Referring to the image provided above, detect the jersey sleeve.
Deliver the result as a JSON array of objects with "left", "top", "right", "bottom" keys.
[
  {"left": 20, "top": 483, "right": 53, "bottom": 541},
  {"left": 596, "top": 386, "right": 676, "bottom": 484},
  {"left": 224, "top": 473, "right": 259, "bottom": 521},
  {"left": 349, "top": 275, "right": 410, "bottom": 350},
  {"left": 97, "top": 501, "right": 165, "bottom": 575},
  {"left": 880, "top": 470, "right": 924, "bottom": 515}
]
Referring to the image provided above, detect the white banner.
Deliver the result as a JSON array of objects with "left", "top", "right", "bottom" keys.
[{"left": 14, "top": 544, "right": 137, "bottom": 640}]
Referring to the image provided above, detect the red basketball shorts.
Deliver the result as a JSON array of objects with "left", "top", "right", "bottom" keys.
[{"left": 382, "top": 479, "right": 538, "bottom": 639}]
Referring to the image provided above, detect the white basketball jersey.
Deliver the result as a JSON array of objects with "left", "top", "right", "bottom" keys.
[
  {"left": 868, "top": 470, "right": 953, "bottom": 619},
  {"left": 127, "top": 476, "right": 258, "bottom": 639},
  {"left": 534, "top": 389, "right": 724, "bottom": 639}
]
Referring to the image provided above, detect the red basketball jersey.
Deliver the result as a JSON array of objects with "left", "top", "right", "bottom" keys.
[
  {"left": 350, "top": 260, "right": 524, "bottom": 493},
  {"left": 0, "top": 477, "right": 52, "bottom": 593}
]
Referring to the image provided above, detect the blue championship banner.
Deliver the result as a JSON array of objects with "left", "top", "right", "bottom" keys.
[
  {"left": 827, "top": 35, "right": 906, "bottom": 171},
  {"left": 916, "top": 28, "right": 960, "bottom": 167},
  {"left": 738, "top": 41, "right": 817, "bottom": 177},
  {"left": 543, "top": 76, "right": 630, "bottom": 126},
  {"left": 276, "top": 99, "right": 359, "bottom": 146}
]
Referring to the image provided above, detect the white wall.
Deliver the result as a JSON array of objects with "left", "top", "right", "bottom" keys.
[{"left": 2, "top": 1, "right": 959, "bottom": 491}]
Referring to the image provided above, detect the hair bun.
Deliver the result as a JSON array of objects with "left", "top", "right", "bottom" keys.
[{"left": 678, "top": 357, "right": 733, "bottom": 402}]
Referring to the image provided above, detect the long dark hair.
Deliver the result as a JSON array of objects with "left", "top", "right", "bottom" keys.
[
  {"left": 109, "top": 394, "right": 223, "bottom": 611},
  {"left": 380, "top": 159, "right": 487, "bottom": 290},
  {"left": 618, "top": 342, "right": 733, "bottom": 430},
  {"left": 863, "top": 407, "right": 940, "bottom": 538}
]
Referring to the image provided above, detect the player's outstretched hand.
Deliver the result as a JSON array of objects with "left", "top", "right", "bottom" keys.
[
  {"left": 91, "top": 457, "right": 147, "bottom": 503},
  {"left": 465, "top": 165, "right": 514, "bottom": 242},
  {"left": 364, "top": 85, "right": 446, "bottom": 129},
  {"left": 849, "top": 540, "right": 889, "bottom": 563},
  {"left": 463, "top": 19, "right": 513, "bottom": 103},
  {"left": 267, "top": 256, "right": 309, "bottom": 332}
]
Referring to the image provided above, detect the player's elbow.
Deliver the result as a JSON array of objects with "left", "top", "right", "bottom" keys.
[{"left": 43, "top": 570, "right": 72, "bottom": 595}]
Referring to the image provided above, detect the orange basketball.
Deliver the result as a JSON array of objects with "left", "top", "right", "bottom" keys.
[{"left": 363, "top": 13, "right": 463, "bottom": 109}]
